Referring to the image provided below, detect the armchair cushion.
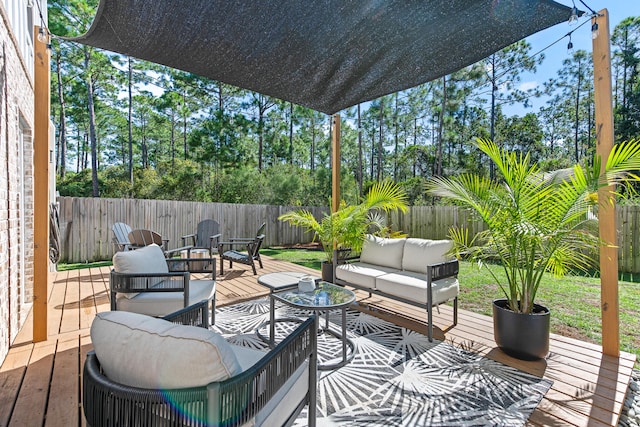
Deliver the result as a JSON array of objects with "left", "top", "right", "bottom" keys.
[
  {"left": 402, "top": 238, "right": 453, "bottom": 274},
  {"left": 91, "top": 311, "right": 241, "bottom": 389},
  {"left": 360, "top": 235, "right": 406, "bottom": 269},
  {"left": 115, "top": 279, "right": 216, "bottom": 316},
  {"left": 112, "top": 243, "right": 168, "bottom": 298}
]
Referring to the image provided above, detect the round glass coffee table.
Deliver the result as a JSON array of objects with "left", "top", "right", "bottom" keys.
[{"left": 266, "top": 281, "right": 356, "bottom": 370}]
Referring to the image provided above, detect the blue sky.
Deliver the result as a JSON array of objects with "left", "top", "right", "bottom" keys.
[{"left": 508, "top": 0, "right": 640, "bottom": 116}]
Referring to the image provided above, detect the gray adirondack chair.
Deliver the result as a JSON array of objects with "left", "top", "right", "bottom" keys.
[
  {"left": 112, "top": 222, "right": 133, "bottom": 252},
  {"left": 181, "top": 219, "right": 222, "bottom": 255}
]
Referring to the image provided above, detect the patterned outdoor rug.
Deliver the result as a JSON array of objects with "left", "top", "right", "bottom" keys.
[{"left": 213, "top": 298, "right": 552, "bottom": 426}]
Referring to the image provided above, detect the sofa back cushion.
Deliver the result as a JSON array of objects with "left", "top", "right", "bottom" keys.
[
  {"left": 402, "top": 238, "right": 453, "bottom": 274},
  {"left": 360, "top": 235, "right": 406, "bottom": 269},
  {"left": 91, "top": 311, "right": 242, "bottom": 389}
]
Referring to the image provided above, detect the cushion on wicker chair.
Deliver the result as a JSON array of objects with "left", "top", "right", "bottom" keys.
[
  {"left": 112, "top": 243, "right": 168, "bottom": 298},
  {"left": 91, "top": 311, "right": 241, "bottom": 389},
  {"left": 114, "top": 279, "right": 216, "bottom": 316}
]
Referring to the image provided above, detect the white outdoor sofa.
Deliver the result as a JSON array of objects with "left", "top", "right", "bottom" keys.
[{"left": 334, "top": 235, "right": 459, "bottom": 341}]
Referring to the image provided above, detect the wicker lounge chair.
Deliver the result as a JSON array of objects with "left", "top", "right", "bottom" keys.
[
  {"left": 83, "top": 301, "right": 317, "bottom": 427},
  {"left": 110, "top": 244, "right": 216, "bottom": 321}
]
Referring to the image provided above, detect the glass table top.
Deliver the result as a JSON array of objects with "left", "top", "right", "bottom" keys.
[{"left": 272, "top": 281, "right": 355, "bottom": 309}]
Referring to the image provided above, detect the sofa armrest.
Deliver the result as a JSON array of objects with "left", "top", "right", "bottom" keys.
[
  {"left": 207, "top": 315, "right": 318, "bottom": 426},
  {"left": 427, "top": 259, "right": 459, "bottom": 282},
  {"left": 162, "top": 299, "right": 210, "bottom": 328}
]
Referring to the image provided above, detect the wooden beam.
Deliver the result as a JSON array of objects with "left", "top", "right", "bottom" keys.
[
  {"left": 331, "top": 114, "right": 341, "bottom": 214},
  {"left": 33, "top": 26, "right": 50, "bottom": 342},
  {"left": 592, "top": 9, "right": 619, "bottom": 357}
]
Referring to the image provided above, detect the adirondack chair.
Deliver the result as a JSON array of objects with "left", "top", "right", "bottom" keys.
[
  {"left": 128, "top": 229, "right": 169, "bottom": 251},
  {"left": 181, "top": 219, "right": 222, "bottom": 255},
  {"left": 112, "top": 222, "right": 133, "bottom": 252},
  {"left": 229, "top": 222, "right": 266, "bottom": 244},
  {"left": 218, "top": 233, "right": 265, "bottom": 275}
]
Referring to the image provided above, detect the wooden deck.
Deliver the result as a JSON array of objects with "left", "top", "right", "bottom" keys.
[{"left": 0, "top": 255, "right": 635, "bottom": 426}]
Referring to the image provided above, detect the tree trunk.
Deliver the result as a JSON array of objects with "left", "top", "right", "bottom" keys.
[
  {"left": 55, "top": 52, "right": 67, "bottom": 178},
  {"left": 310, "top": 115, "right": 316, "bottom": 171},
  {"left": 393, "top": 93, "right": 399, "bottom": 181},
  {"left": 436, "top": 76, "right": 446, "bottom": 177},
  {"left": 489, "top": 54, "right": 496, "bottom": 179},
  {"left": 574, "top": 56, "right": 582, "bottom": 163},
  {"left": 377, "top": 99, "right": 384, "bottom": 180},
  {"left": 258, "top": 112, "right": 264, "bottom": 171},
  {"left": 183, "top": 90, "right": 188, "bottom": 160},
  {"left": 171, "top": 108, "right": 176, "bottom": 171},
  {"left": 128, "top": 57, "right": 134, "bottom": 188},
  {"left": 413, "top": 117, "right": 417, "bottom": 178},
  {"left": 357, "top": 104, "right": 363, "bottom": 197},
  {"left": 141, "top": 116, "right": 148, "bottom": 168},
  {"left": 84, "top": 49, "right": 99, "bottom": 197},
  {"left": 288, "top": 102, "right": 294, "bottom": 165}
]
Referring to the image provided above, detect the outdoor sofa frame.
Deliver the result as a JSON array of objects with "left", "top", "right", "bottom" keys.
[
  {"left": 83, "top": 300, "right": 318, "bottom": 427},
  {"left": 335, "top": 258, "right": 459, "bottom": 342}
]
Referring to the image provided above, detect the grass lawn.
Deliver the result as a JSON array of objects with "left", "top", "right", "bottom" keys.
[{"left": 265, "top": 247, "right": 640, "bottom": 364}]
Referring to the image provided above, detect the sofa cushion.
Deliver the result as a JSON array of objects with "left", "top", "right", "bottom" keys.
[
  {"left": 402, "top": 238, "right": 453, "bottom": 274},
  {"left": 91, "top": 310, "right": 241, "bottom": 389},
  {"left": 375, "top": 270, "right": 459, "bottom": 306},
  {"left": 335, "top": 262, "right": 399, "bottom": 290},
  {"left": 360, "top": 235, "right": 406, "bottom": 269},
  {"left": 113, "top": 244, "right": 169, "bottom": 298},
  {"left": 116, "top": 279, "right": 216, "bottom": 317}
]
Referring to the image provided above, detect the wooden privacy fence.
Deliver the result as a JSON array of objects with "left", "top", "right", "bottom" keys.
[
  {"left": 58, "top": 197, "right": 640, "bottom": 273},
  {"left": 57, "top": 197, "right": 327, "bottom": 263}
]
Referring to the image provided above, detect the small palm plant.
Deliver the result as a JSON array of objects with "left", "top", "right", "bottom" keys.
[
  {"left": 278, "top": 180, "right": 408, "bottom": 263},
  {"left": 427, "top": 138, "right": 640, "bottom": 315}
]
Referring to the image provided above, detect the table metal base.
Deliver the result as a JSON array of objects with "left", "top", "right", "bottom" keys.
[{"left": 257, "top": 298, "right": 355, "bottom": 370}]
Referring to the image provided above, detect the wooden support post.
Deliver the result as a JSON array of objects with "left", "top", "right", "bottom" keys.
[
  {"left": 33, "top": 26, "right": 50, "bottom": 342},
  {"left": 592, "top": 9, "right": 619, "bottom": 357}
]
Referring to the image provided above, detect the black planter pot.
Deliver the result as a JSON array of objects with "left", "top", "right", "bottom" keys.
[
  {"left": 321, "top": 261, "right": 334, "bottom": 282},
  {"left": 492, "top": 299, "right": 550, "bottom": 360}
]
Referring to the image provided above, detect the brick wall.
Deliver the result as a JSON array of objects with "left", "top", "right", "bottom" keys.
[{"left": 0, "top": 6, "right": 35, "bottom": 366}]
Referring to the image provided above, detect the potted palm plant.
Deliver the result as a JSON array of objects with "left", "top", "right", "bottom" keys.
[
  {"left": 427, "top": 138, "right": 640, "bottom": 360},
  {"left": 278, "top": 180, "right": 408, "bottom": 281}
]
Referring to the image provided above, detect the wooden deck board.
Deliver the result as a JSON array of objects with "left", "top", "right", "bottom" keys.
[
  {"left": 45, "top": 336, "right": 80, "bottom": 427},
  {"left": 0, "top": 255, "right": 635, "bottom": 426}
]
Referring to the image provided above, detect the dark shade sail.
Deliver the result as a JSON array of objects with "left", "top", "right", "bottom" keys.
[{"left": 68, "top": 0, "right": 572, "bottom": 114}]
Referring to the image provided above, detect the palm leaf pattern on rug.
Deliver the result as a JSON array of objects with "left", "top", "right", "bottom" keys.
[{"left": 213, "top": 298, "right": 552, "bottom": 426}]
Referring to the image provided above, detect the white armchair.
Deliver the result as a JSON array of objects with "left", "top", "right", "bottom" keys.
[{"left": 110, "top": 244, "right": 216, "bottom": 322}]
